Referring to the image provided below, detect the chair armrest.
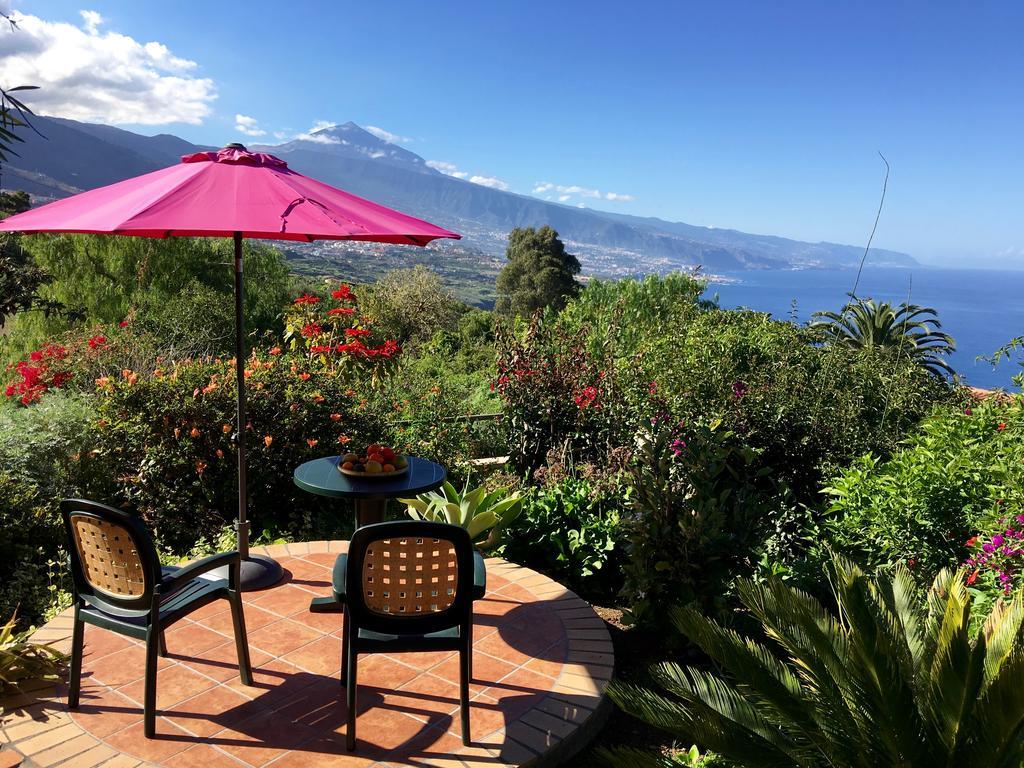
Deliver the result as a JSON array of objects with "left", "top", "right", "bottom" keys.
[
  {"left": 160, "top": 551, "right": 239, "bottom": 594},
  {"left": 331, "top": 553, "right": 348, "bottom": 603},
  {"left": 472, "top": 551, "right": 486, "bottom": 600}
]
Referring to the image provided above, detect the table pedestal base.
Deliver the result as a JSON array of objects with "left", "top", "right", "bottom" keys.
[{"left": 355, "top": 497, "right": 387, "bottom": 527}]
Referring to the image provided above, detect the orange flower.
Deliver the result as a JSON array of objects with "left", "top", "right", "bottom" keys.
[
  {"left": 307, "top": 438, "right": 319, "bottom": 448},
  {"left": 330, "top": 413, "right": 342, "bottom": 422},
  {"left": 312, "top": 394, "right": 325, "bottom": 404},
  {"left": 95, "top": 376, "right": 110, "bottom": 389},
  {"left": 222, "top": 423, "right": 232, "bottom": 434},
  {"left": 264, "top": 435, "right": 273, "bottom": 447},
  {"left": 190, "top": 427, "right": 201, "bottom": 438},
  {"left": 195, "top": 460, "right": 207, "bottom": 475},
  {"left": 244, "top": 369, "right": 253, "bottom": 378},
  {"left": 174, "top": 427, "right": 181, "bottom": 439},
  {"left": 269, "top": 347, "right": 282, "bottom": 356},
  {"left": 338, "top": 434, "right": 351, "bottom": 444},
  {"left": 298, "top": 372, "right": 311, "bottom": 381}
]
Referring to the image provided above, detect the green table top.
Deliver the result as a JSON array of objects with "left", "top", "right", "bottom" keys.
[{"left": 292, "top": 455, "right": 446, "bottom": 500}]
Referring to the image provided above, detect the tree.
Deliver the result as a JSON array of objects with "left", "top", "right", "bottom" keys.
[
  {"left": 360, "top": 265, "right": 465, "bottom": 346},
  {"left": 604, "top": 557, "right": 1024, "bottom": 768},
  {"left": 495, "top": 226, "right": 581, "bottom": 316},
  {"left": 812, "top": 297, "right": 956, "bottom": 378},
  {"left": 0, "top": 192, "right": 62, "bottom": 325}
]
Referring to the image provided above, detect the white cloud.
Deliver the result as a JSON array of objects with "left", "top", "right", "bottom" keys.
[
  {"left": 80, "top": 9, "right": 102, "bottom": 34},
  {"left": 428, "top": 160, "right": 508, "bottom": 190},
  {"left": 364, "top": 125, "right": 411, "bottom": 144},
  {"left": 469, "top": 175, "right": 509, "bottom": 191},
  {"left": 294, "top": 120, "right": 343, "bottom": 143},
  {"left": 533, "top": 180, "right": 634, "bottom": 204},
  {"left": 233, "top": 113, "right": 265, "bottom": 137},
  {"left": 426, "top": 160, "right": 468, "bottom": 178},
  {"left": 0, "top": 10, "right": 216, "bottom": 125}
]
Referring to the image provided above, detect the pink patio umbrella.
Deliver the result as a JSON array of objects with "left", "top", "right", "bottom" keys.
[{"left": 0, "top": 144, "right": 460, "bottom": 588}]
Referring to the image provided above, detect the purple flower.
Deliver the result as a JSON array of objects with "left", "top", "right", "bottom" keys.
[
  {"left": 732, "top": 380, "right": 748, "bottom": 400},
  {"left": 984, "top": 543, "right": 997, "bottom": 553},
  {"left": 993, "top": 534, "right": 1006, "bottom": 547}
]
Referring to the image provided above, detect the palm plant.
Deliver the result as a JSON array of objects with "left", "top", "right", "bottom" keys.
[
  {"left": 604, "top": 557, "right": 1024, "bottom": 768},
  {"left": 0, "top": 611, "right": 66, "bottom": 693},
  {"left": 812, "top": 298, "right": 955, "bottom": 377}
]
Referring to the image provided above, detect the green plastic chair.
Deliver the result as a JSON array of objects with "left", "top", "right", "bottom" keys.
[
  {"left": 333, "top": 521, "right": 486, "bottom": 750},
  {"left": 60, "top": 498, "right": 253, "bottom": 737}
]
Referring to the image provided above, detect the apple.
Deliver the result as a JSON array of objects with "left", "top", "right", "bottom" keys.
[{"left": 364, "top": 460, "right": 383, "bottom": 474}]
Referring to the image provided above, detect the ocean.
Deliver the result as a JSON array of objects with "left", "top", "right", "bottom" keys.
[{"left": 705, "top": 266, "right": 1024, "bottom": 391}]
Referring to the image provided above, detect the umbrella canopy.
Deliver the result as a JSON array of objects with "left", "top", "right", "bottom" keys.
[
  {"left": 0, "top": 145, "right": 459, "bottom": 243},
  {"left": 0, "top": 144, "right": 460, "bottom": 589}
]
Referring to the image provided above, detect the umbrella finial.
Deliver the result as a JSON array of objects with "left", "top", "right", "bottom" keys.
[{"left": 224, "top": 142, "right": 248, "bottom": 151}]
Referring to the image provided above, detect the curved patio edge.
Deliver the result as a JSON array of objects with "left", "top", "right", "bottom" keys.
[{"left": 0, "top": 541, "right": 615, "bottom": 768}]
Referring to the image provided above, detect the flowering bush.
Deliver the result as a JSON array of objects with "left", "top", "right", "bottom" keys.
[
  {"left": 494, "top": 314, "right": 620, "bottom": 472},
  {"left": 621, "top": 415, "right": 786, "bottom": 628},
  {"left": 824, "top": 396, "right": 1024, "bottom": 579},
  {"left": 964, "top": 510, "right": 1024, "bottom": 596},
  {"left": 283, "top": 283, "right": 401, "bottom": 382}
]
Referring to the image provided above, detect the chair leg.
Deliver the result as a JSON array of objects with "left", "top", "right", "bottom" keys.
[
  {"left": 67, "top": 606, "right": 84, "bottom": 709},
  {"left": 143, "top": 629, "right": 160, "bottom": 738},
  {"left": 345, "top": 640, "right": 358, "bottom": 751},
  {"left": 339, "top": 610, "right": 349, "bottom": 686},
  {"left": 158, "top": 629, "right": 168, "bottom": 658},
  {"left": 459, "top": 640, "right": 471, "bottom": 745},
  {"left": 228, "top": 591, "right": 253, "bottom": 686}
]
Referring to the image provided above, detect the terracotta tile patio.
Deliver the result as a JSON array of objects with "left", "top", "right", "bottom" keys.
[{"left": 0, "top": 541, "right": 613, "bottom": 767}]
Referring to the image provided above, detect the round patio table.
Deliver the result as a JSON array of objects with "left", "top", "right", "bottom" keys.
[{"left": 293, "top": 455, "right": 447, "bottom": 612}]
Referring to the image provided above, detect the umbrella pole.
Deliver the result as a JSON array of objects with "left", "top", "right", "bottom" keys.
[{"left": 229, "top": 231, "right": 283, "bottom": 590}]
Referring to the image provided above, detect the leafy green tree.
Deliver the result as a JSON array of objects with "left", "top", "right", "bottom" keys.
[
  {"left": 812, "top": 297, "right": 956, "bottom": 377},
  {"left": 605, "top": 556, "right": 1024, "bottom": 768},
  {"left": 0, "top": 192, "right": 62, "bottom": 325},
  {"left": 6, "top": 235, "right": 289, "bottom": 353},
  {"left": 495, "top": 225, "right": 581, "bottom": 316},
  {"left": 360, "top": 265, "right": 465, "bottom": 346}
]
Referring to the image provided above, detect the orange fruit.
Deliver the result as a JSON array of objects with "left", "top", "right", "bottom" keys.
[
  {"left": 341, "top": 461, "right": 354, "bottom": 470},
  {"left": 382, "top": 463, "right": 395, "bottom": 473},
  {"left": 368, "top": 452, "right": 385, "bottom": 464}
]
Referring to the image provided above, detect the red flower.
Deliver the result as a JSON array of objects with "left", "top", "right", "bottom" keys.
[
  {"left": 300, "top": 323, "right": 323, "bottom": 338},
  {"left": 998, "top": 422, "right": 1007, "bottom": 431},
  {"left": 332, "top": 284, "right": 355, "bottom": 302},
  {"left": 967, "top": 569, "right": 979, "bottom": 585},
  {"left": 309, "top": 345, "right": 332, "bottom": 354},
  {"left": 327, "top": 307, "right": 355, "bottom": 317},
  {"left": 967, "top": 536, "right": 979, "bottom": 547},
  {"left": 344, "top": 328, "right": 371, "bottom": 338},
  {"left": 87, "top": 335, "right": 107, "bottom": 349},
  {"left": 119, "top": 319, "right": 130, "bottom": 328},
  {"left": 574, "top": 385, "right": 600, "bottom": 409},
  {"left": 294, "top": 293, "right": 321, "bottom": 305}
]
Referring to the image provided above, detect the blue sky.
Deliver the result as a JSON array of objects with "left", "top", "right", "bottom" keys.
[{"left": 4, "top": 0, "right": 1023, "bottom": 266}]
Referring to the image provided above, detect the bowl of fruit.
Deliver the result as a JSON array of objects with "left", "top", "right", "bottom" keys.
[{"left": 337, "top": 444, "right": 409, "bottom": 478}]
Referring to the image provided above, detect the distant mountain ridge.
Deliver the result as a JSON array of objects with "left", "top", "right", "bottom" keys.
[{"left": 1, "top": 116, "right": 916, "bottom": 273}]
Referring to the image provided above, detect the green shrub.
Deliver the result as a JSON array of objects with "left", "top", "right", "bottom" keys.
[
  {"left": 621, "top": 417, "right": 786, "bottom": 627},
  {"left": 500, "top": 474, "right": 625, "bottom": 600},
  {"left": 823, "top": 396, "right": 1023, "bottom": 578},
  {"left": 0, "top": 612, "right": 66, "bottom": 694},
  {"left": 0, "top": 393, "right": 96, "bottom": 627},
  {"left": 606, "top": 557, "right": 1024, "bottom": 768}
]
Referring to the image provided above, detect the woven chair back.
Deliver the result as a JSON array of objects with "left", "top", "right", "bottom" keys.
[
  {"left": 60, "top": 499, "right": 159, "bottom": 615},
  {"left": 69, "top": 514, "right": 147, "bottom": 598},
  {"left": 361, "top": 536, "right": 459, "bottom": 616}
]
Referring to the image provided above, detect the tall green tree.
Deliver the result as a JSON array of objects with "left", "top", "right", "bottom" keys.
[
  {"left": 0, "top": 192, "right": 61, "bottom": 325},
  {"left": 812, "top": 297, "right": 956, "bottom": 377},
  {"left": 360, "top": 265, "right": 465, "bottom": 346},
  {"left": 495, "top": 225, "right": 581, "bottom": 316}
]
